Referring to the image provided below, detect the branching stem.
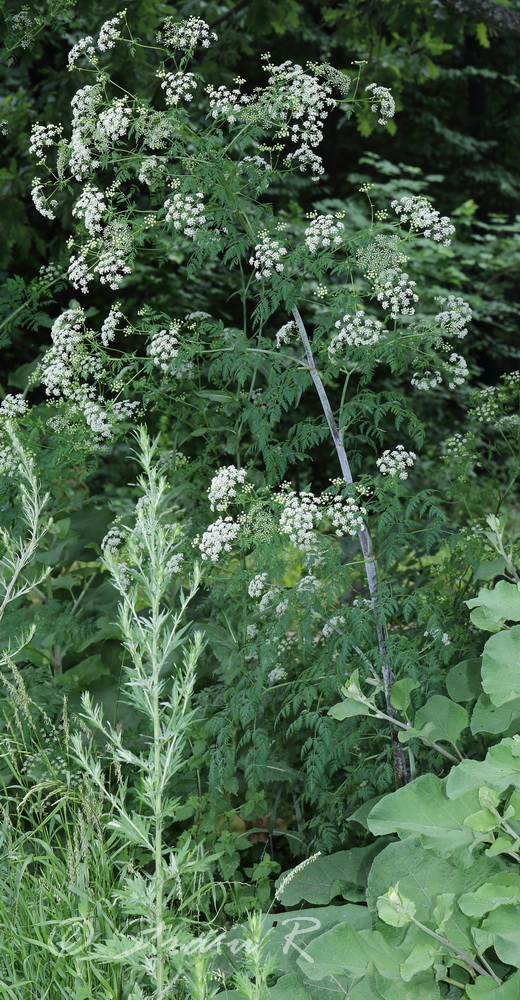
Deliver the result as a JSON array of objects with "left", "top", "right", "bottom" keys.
[{"left": 292, "top": 305, "right": 408, "bottom": 784}]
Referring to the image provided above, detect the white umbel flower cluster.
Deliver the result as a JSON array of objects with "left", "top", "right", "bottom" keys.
[
  {"left": 69, "top": 84, "right": 103, "bottom": 178},
  {"left": 279, "top": 490, "right": 367, "bottom": 548},
  {"left": 275, "top": 321, "right": 296, "bottom": 348},
  {"left": 392, "top": 196, "right": 455, "bottom": 246},
  {"left": 208, "top": 59, "right": 335, "bottom": 177},
  {"left": 0, "top": 394, "right": 27, "bottom": 419},
  {"left": 447, "top": 352, "right": 469, "bottom": 389},
  {"left": 376, "top": 446, "right": 417, "bottom": 479},
  {"left": 31, "top": 181, "right": 57, "bottom": 220},
  {"left": 373, "top": 269, "right": 418, "bottom": 317},
  {"left": 267, "top": 61, "right": 335, "bottom": 176},
  {"left": 435, "top": 295, "right": 472, "bottom": 339},
  {"left": 158, "top": 16, "right": 217, "bottom": 50},
  {"left": 208, "top": 466, "right": 247, "bottom": 511},
  {"left": 147, "top": 328, "right": 180, "bottom": 372},
  {"left": 164, "top": 191, "right": 207, "bottom": 237},
  {"left": 40, "top": 308, "right": 84, "bottom": 397},
  {"left": 411, "top": 370, "right": 442, "bottom": 391},
  {"left": 68, "top": 35, "right": 96, "bottom": 68},
  {"left": 29, "top": 122, "right": 62, "bottom": 161},
  {"left": 72, "top": 184, "right": 106, "bottom": 235},
  {"left": 268, "top": 667, "right": 288, "bottom": 684},
  {"left": 97, "top": 99, "right": 131, "bottom": 146},
  {"left": 158, "top": 70, "right": 197, "bottom": 107},
  {"left": 248, "top": 573, "right": 269, "bottom": 598},
  {"left": 279, "top": 491, "right": 322, "bottom": 549},
  {"left": 97, "top": 10, "right": 126, "bottom": 51},
  {"left": 250, "top": 233, "right": 287, "bottom": 280},
  {"left": 207, "top": 84, "right": 253, "bottom": 124},
  {"left": 326, "top": 496, "right": 367, "bottom": 536},
  {"left": 329, "top": 311, "right": 384, "bottom": 353},
  {"left": 304, "top": 214, "right": 344, "bottom": 253},
  {"left": 138, "top": 156, "right": 166, "bottom": 187},
  {"left": 322, "top": 614, "right": 346, "bottom": 638},
  {"left": 198, "top": 517, "right": 240, "bottom": 562},
  {"left": 100, "top": 305, "right": 123, "bottom": 346},
  {"left": 365, "top": 83, "right": 395, "bottom": 126}
]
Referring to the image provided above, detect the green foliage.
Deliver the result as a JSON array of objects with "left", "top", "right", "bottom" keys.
[{"left": 0, "top": 4, "right": 519, "bottom": 998}]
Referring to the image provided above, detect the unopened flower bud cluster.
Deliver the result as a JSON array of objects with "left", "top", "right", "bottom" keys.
[
  {"left": 102, "top": 525, "right": 127, "bottom": 554},
  {"left": 208, "top": 465, "right": 247, "bottom": 511},
  {"left": 376, "top": 445, "right": 417, "bottom": 479},
  {"left": 329, "top": 311, "right": 384, "bottom": 353},
  {"left": 392, "top": 196, "right": 455, "bottom": 246}
]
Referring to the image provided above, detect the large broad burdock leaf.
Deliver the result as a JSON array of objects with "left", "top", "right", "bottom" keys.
[
  {"left": 367, "top": 774, "right": 486, "bottom": 861},
  {"left": 466, "top": 581, "right": 520, "bottom": 632},
  {"left": 481, "top": 626, "right": 520, "bottom": 706},
  {"left": 446, "top": 737, "right": 520, "bottom": 798}
]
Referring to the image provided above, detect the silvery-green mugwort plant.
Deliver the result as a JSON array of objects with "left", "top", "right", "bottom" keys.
[{"left": 68, "top": 426, "right": 213, "bottom": 997}]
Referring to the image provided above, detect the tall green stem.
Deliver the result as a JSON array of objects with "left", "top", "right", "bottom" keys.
[{"left": 292, "top": 305, "right": 408, "bottom": 785}]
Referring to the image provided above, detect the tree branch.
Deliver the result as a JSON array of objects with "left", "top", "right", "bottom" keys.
[{"left": 441, "top": 0, "right": 520, "bottom": 35}]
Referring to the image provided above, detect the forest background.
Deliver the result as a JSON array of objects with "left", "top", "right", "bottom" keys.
[{"left": 0, "top": 1, "right": 520, "bottom": 998}]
